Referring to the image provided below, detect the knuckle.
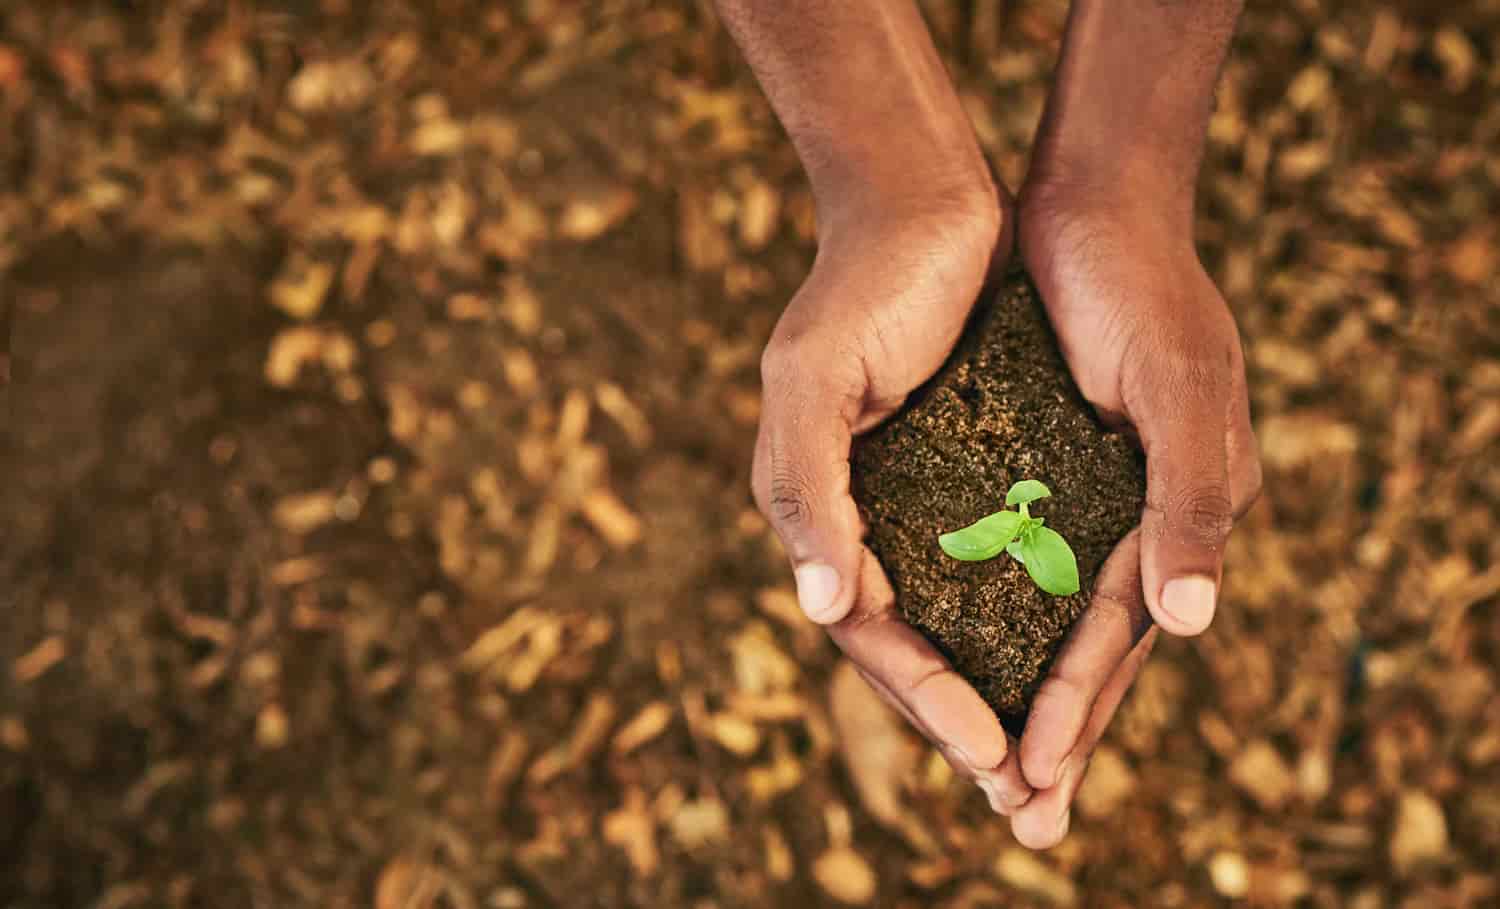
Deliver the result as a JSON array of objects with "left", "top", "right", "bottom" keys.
[
  {"left": 1162, "top": 340, "right": 1233, "bottom": 396},
  {"left": 764, "top": 463, "right": 817, "bottom": 528},
  {"left": 1170, "top": 486, "right": 1235, "bottom": 546}
]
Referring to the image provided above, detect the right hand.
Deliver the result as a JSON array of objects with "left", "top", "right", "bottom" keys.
[{"left": 752, "top": 186, "right": 1042, "bottom": 813}]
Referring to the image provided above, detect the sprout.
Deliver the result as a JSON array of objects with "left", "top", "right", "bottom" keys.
[{"left": 937, "top": 479, "right": 1081, "bottom": 596}]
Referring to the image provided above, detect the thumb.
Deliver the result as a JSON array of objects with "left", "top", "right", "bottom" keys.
[
  {"left": 752, "top": 336, "right": 865, "bottom": 625},
  {"left": 1132, "top": 350, "right": 1235, "bottom": 636}
]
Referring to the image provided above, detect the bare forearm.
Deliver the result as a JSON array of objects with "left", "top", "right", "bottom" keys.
[
  {"left": 715, "top": 0, "right": 997, "bottom": 235},
  {"left": 1030, "top": 0, "right": 1243, "bottom": 228}
]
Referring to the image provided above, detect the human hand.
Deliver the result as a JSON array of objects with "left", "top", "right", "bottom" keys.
[
  {"left": 754, "top": 188, "right": 1054, "bottom": 812},
  {"left": 995, "top": 180, "right": 1262, "bottom": 847}
]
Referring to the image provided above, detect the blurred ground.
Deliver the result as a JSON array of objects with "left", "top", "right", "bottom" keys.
[{"left": 2, "top": 1, "right": 1499, "bottom": 907}]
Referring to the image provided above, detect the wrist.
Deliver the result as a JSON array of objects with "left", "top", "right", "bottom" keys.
[
  {"left": 814, "top": 166, "right": 1007, "bottom": 277},
  {"left": 1018, "top": 164, "right": 1198, "bottom": 260},
  {"left": 813, "top": 158, "right": 1003, "bottom": 246},
  {"left": 1023, "top": 0, "right": 1239, "bottom": 240}
]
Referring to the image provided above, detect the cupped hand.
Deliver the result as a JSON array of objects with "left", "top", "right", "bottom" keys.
[
  {"left": 753, "top": 189, "right": 1044, "bottom": 810},
  {"left": 997, "top": 182, "right": 1263, "bottom": 847},
  {"left": 754, "top": 178, "right": 1260, "bottom": 848}
]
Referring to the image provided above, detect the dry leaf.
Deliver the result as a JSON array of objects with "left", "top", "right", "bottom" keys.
[
  {"left": 813, "top": 847, "right": 877, "bottom": 906},
  {"left": 994, "top": 849, "right": 1077, "bottom": 906},
  {"left": 273, "top": 492, "right": 338, "bottom": 534},
  {"left": 612, "top": 701, "right": 674, "bottom": 755},
  {"left": 829, "top": 662, "right": 914, "bottom": 832},
  {"left": 269, "top": 256, "right": 335, "bottom": 320},
  {"left": 1390, "top": 790, "right": 1448, "bottom": 873},
  {"left": 375, "top": 857, "right": 440, "bottom": 909}
]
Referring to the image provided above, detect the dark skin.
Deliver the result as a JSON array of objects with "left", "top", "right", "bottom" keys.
[{"left": 718, "top": 0, "right": 1262, "bottom": 848}]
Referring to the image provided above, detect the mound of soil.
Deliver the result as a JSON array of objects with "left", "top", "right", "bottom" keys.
[{"left": 851, "top": 269, "right": 1146, "bottom": 721}]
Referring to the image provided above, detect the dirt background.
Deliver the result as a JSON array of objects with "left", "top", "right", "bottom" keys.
[{"left": 2, "top": 2, "right": 1498, "bottom": 907}]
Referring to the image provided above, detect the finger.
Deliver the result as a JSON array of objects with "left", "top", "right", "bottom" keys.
[
  {"left": 974, "top": 749, "right": 1033, "bottom": 816},
  {"left": 828, "top": 549, "right": 1011, "bottom": 772},
  {"left": 1131, "top": 343, "right": 1235, "bottom": 636},
  {"left": 1010, "top": 627, "right": 1159, "bottom": 850},
  {"left": 1019, "top": 529, "right": 1148, "bottom": 789},
  {"left": 752, "top": 334, "right": 866, "bottom": 624}
]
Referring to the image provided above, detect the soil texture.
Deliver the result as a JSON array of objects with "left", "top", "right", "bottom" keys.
[{"left": 852, "top": 270, "right": 1146, "bottom": 720}]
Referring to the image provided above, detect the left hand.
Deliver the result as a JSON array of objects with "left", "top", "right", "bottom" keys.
[{"left": 998, "top": 179, "right": 1263, "bottom": 848}]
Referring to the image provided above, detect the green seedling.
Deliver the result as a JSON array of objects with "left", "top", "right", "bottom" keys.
[{"left": 937, "top": 479, "right": 1081, "bottom": 596}]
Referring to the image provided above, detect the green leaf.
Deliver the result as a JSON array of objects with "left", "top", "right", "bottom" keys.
[
  {"left": 1006, "top": 479, "right": 1052, "bottom": 507},
  {"left": 938, "top": 510, "right": 1024, "bottom": 562},
  {"left": 1019, "top": 526, "right": 1080, "bottom": 595},
  {"left": 1006, "top": 540, "right": 1026, "bottom": 564}
]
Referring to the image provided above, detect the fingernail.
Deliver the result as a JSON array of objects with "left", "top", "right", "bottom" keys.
[
  {"left": 794, "top": 562, "right": 842, "bottom": 623},
  {"left": 1161, "top": 575, "right": 1216, "bottom": 632},
  {"left": 1054, "top": 808, "right": 1071, "bottom": 841}
]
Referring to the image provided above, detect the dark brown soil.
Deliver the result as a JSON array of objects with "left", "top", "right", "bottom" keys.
[{"left": 852, "top": 269, "right": 1145, "bottom": 720}]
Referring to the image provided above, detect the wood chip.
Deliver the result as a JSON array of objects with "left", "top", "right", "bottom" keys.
[
  {"left": 830, "top": 661, "right": 915, "bottom": 833},
  {"left": 1229, "top": 740, "right": 1296, "bottom": 811},
  {"left": 1432, "top": 27, "right": 1477, "bottom": 92},
  {"left": 273, "top": 491, "right": 338, "bottom": 534},
  {"left": 1287, "top": 65, "right": 1331, "bottom": 111},
  {"left": 501, "top": 349, "right": 540, "bottom": 397},
  {"left": 0, "top": 717, "right": 29, "bottom": 751},
  {"left": 603, "top": 788, "right": 659, "bottom": 876},
  {"left": 12, "top": 637, "right": 66, "bottom": 683},
  {"left": 729, "top": 623, "right": 799, "bottom": 694},
  {"left": 554, "top": 389, "right": 591, "bottom": 452},
  {"left": 255, "top": 704, "right": 289, "bottom": 749},
  {"left": 580, "top": 489, "right": 642, "bottom": 549},
  {"left": 375, "top": 858, "right": 440, "bottom": 909},
  {"left": 994, "top": 849, "right": 1077, "bottom": 906},
  {"left": 485, "top": 731, "right": 529, "bottom": 808},
  {"left": 594, "top": 383, "right": 652, "bottom": 449},
  {"left": 1363, "top": 9, "right": 1402, "bottom": 72},
  {"left": 746, "top": 738, "right": 804, "bottom": 801},
  {"left": 461, "top": 607, "right": 547, "bottom": 671},
  {"left": 500, "top": 277, "right": 542, "bottom": 337},
  {"left": 813, "top": 847, "right": 877, "bottom": 906},
  {"left": 763, "top": 826, "right": 794, "bottom": 882},
  {"left": 706, "top": 712, "right": 761, "bottom": 757},
  {"left": 1208, "top": 851, "right": 1251, "bottom": 899},
  {"left": 265, "top": 326, "right": 324, "bottom": 387},
  {"left": 287, "top": 59, "right": 374, "bottom": 112},
  {"left": 1390, "top": 790, "right": 1448, "bottom": 873},
  {"left": 678, "top": 187, "right": 731, "bottom": 271},
  {"left": 737, "top": 179, "right": 780, "bottom": 250},
  {"left": 527, "top": 693, "right": 615, "bottom": 785},
  {"left": 411, "top": 119, "right": 466, "bottom": 156},
  {"left": 612, "top": 701, "right": 674, "bottom": 755},
  {"left": 669, "top": 798, "right": 729, "bottom": 850},
  {"left": 445, "top": 293, "right": 494, "bottom": 321},
  {"left": 1444, "top": 228, "right": 1496, "bottom": 286},
  {"left": 269, "top": 256, "right": 335, "bottom": 320},
  {"left": 558, "top": 186, "right": 637, "bottom": 241},
  {"left": 726, "top": 692, "right": 805, "bottom": 721},
  {"left": 1074, "top": 745, "right": 1135, "bottom": 819}
]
